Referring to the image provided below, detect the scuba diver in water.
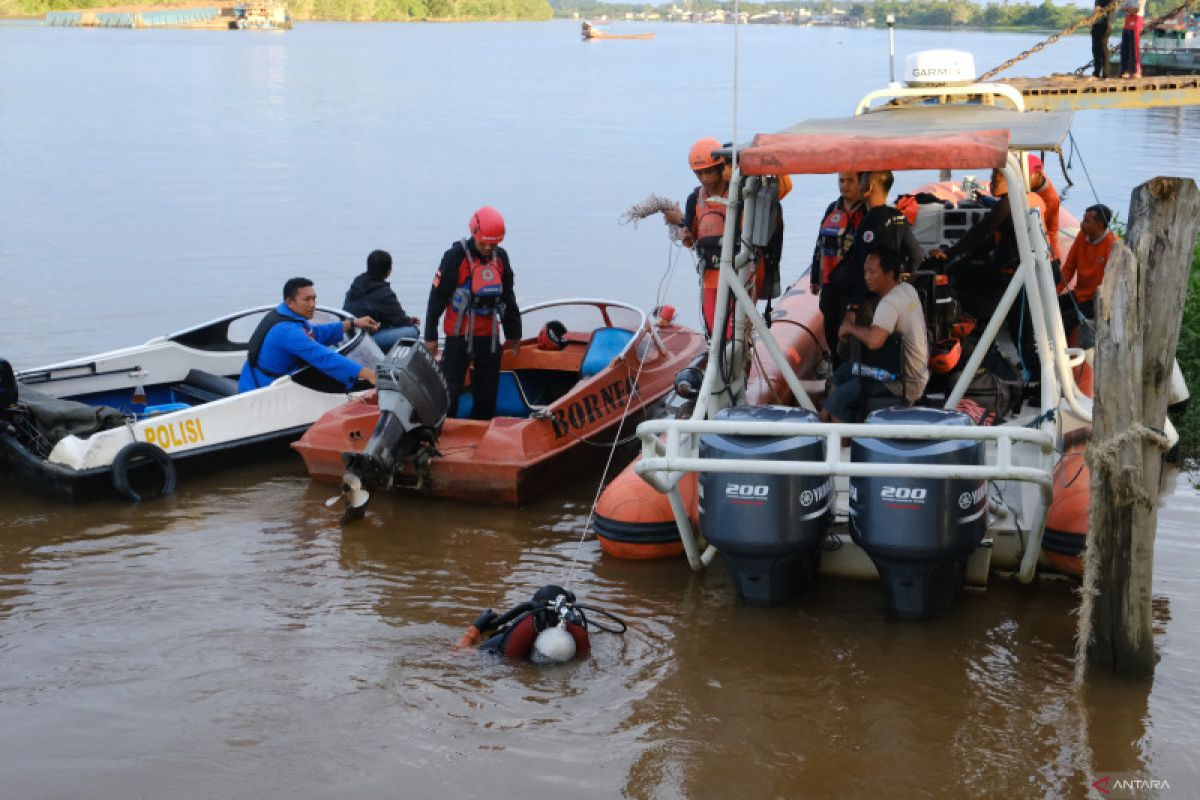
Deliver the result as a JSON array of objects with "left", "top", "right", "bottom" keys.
[{"left": 454, "top": 585, "right": 627, "bottom": 662}]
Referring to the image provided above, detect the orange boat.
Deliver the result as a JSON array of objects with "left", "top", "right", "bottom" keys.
[
  {"left": 293, "top": 300, "right": 704, "bottom": 505},
  {"left": 581, "top": 21, "right": 654, "bottom": 40},
  {"left": 595, "top": 281, "right": 825, "bottom": 558}
]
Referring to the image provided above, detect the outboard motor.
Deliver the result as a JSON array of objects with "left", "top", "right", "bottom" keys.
[
  {"left": 699, "top": 406, "right": 831, "bottom": 606},
  {"left": 342, "top": 341, "right": 449, "bottom": 489},
  {"left": 849, "top": 407, "right": 986, "bottom": 619}
]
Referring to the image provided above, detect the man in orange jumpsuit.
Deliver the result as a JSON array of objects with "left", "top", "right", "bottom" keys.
[{"left": 1057, "top": 204, "right": 1115, "bottom": 337}]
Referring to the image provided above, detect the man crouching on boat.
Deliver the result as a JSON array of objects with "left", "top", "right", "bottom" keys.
[
  {"left": 238, "top": 277, "right": 380, "bottom": 392},
  {"left": 821, "top": 249, "right": 929, "bottom": 423}
]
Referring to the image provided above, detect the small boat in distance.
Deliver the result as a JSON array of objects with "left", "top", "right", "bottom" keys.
[{"left": 581, "top": 21, "right": 654, "bottom": 40}]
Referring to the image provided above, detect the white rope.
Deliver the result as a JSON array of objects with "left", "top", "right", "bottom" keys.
[
  {"left": 620, "top": 194, "right": 684, "bottom": 243},
  {"left": 561, "top": 238, "right": 684, "bottom": 586}
]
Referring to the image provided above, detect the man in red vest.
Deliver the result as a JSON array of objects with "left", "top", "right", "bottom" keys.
[{"left": 424, "top": 206, "right": 522, "bottom": 420}]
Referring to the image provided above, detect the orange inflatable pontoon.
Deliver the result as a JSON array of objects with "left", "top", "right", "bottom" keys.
[{"left": 595, "top": 282, "right": 826, "bottom": 558}]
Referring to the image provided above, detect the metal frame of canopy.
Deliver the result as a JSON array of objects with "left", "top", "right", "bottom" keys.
[{"left": 634, "top": 106, "right": 1093, "bottom": 583}]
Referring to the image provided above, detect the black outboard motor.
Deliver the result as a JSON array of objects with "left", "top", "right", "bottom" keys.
[
  {"left": 342, "top": 341, "right": 449, "bottom": 489},
  {"left": 849, "top": 407, "right": 986, "bottom": 619},
  {"left": 699, "top": 406, "right": 831, "bottom": 606}
]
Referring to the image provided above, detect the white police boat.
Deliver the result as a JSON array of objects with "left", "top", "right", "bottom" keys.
[{"left": 0, "top": 306, "right": 381, "bottom": 502}]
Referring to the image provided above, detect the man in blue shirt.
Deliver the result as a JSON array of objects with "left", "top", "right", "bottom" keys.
[{"left": 238, "top": 277, "right": 381, "bottom": 393}]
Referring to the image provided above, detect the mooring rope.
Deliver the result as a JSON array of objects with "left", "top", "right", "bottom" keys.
[
  {"left": 560, "top": 237, "right": 684, "bottom": 587},
  {"left": 979, "top": 4, "right": 1113, "bottom": 81}
]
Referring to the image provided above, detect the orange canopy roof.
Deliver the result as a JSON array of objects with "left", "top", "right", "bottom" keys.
[{"left": 739, "top": 129, "right": 1011, "bottom": 176}]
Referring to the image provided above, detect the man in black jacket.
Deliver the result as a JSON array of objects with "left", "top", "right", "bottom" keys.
[{"left": 343, "top": 249, "right": 420, "bottom": 353}]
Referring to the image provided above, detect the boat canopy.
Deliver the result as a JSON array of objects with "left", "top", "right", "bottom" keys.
[{"left": 737, "top": 105, "right": 1074, "bottom": 176}]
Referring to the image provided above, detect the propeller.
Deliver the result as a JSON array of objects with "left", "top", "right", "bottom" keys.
[{"left": 326, "top": 472, "right": 371, "bottom": 518}]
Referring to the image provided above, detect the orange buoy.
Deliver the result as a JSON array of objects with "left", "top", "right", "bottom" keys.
[
  {"left": 594, "top": 459, "right": 697, "bottom": 559},
  {"left": 1042, "top": 428, "right": 1090, "bottom": 577}
]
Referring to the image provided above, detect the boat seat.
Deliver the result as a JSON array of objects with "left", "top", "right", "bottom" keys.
[
  {"left": 580, "top": 327, "right": 634, "bottom": 378},
  {"left": 175, "top": 369, "right": 239, "bottom": 404},
  {"left": 454, "top": 371, "right": 535, "bottom": 419}
]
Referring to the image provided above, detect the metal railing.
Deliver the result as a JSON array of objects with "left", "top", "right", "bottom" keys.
[{"left": 635, "top": 418, "right": 1057, "bottom": 584}]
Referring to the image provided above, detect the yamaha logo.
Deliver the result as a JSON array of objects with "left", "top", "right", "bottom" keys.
[
  {"left": 959, "top": 486, "right": 986, "bottom": 509},
  {"left": 862, "top": 230, "right": 875, "bottom": 243},
  {"left": 800, "top": 490, "right": 813, "bottom": 507}
]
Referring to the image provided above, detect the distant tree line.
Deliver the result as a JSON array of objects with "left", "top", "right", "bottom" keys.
[
  {"left": 551, "top": 0, "right": 1182, "bottom": 31},
  {"left": 3, "top": 0, "right": 551, "bottom": 20}
]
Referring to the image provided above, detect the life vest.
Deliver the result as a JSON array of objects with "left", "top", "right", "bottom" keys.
[
  {"left": 246, "top": 309, "right": 305, "bottom": 384},
  {"left": 817, "top": 202, "right": 863, "bottom": 285},
  {"left": 444, "top": 239, "right": 505, "bottom": 340},
  {"left": 895, "top": 194, "right": 920, "bottom": 225},
  {"left": 861, "top": 332, "right": 905, "bottom": 383},
  {"left": 691, "top": 187, "right": 769, "bottom": 295},
  {"left": 691, "top": 187, "right": 727, "bottom": 242}
]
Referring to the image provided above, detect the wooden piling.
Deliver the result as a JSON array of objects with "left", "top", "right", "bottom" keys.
[{"left": 1080, "top": 177, "right": 1200, "bottom": 679}]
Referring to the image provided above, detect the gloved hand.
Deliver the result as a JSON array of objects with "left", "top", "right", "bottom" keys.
[{"left": 472, "top": 609, "right": 498, "bottom": 631}]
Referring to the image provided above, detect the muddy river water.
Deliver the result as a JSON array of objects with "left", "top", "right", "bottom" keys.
[{"left": 1, "top": 18, "right": 1199, "bottom": 798}]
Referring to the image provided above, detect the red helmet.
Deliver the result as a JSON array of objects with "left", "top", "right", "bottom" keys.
[
  {"left": 688, "top": 137, "right": 723, "bottom": 171},
  {"left": 469, "top": 206, "right": 505, "bottom": 245},
  {"left": 1027, "top": 154, "right": 1044, "bottom": 173}
]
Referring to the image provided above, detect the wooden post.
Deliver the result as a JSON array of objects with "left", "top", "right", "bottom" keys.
[{"left": 1081, "top": 177, "right": 1200, "bottom": 679}]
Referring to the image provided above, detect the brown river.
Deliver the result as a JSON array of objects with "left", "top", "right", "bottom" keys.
[{"left": 2, "top": 18, "right": 1199, "bottom": 799}]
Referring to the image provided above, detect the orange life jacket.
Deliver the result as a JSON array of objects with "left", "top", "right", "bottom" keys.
[
  {"left": 691, "top": 188, "right": 769, "bottom": 292},
  {"left": 443, "top": 241, "right": 505, "bottom": 338},
  {"left": 691, "top": 187, "right": 727, "bottom": 242}
]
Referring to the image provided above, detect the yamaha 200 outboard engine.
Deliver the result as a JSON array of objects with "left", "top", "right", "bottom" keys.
[
  {"left": 343, "top": 341, "right": 449, "bottom": 489},
  {"left": 699, "top": 406, "right": 831, "bottom": 606},
  {"left": 850, "top": 407, "right": 986, "bottom": 619}
]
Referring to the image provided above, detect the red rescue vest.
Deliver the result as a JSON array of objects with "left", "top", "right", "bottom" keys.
[
  {"left": 443, "top": 241, "right": 505, "bottom": 338},
  {"left": 817, "top": 202, "right": 863, "bottom": 285}
]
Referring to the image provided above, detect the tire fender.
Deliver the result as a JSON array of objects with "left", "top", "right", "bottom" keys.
[{"left": 111, "top": 441, "right": 177, "bottom": 502}]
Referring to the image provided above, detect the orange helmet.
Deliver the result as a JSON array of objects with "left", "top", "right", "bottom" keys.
[
  {"left": 688, "top": 137, "right": 723, "bottom": 171},
  {"left": 930, "top": 338, "right": 962, "bottom": 374},
  {"left": 537, "top": 320, "right": 568, "bottom": 351},
  {"left": 469, "top": 206, "right": 505, "bottom": 245},
  {"left": 951, "top": 315, "right": 976, "bottom": 339}
]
